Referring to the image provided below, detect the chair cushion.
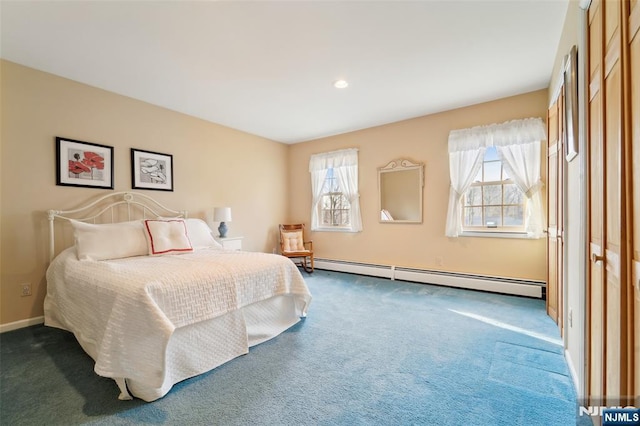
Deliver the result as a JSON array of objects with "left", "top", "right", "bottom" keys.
[{"left": 282, "top": 230, "right": 305, "bottom": 252}]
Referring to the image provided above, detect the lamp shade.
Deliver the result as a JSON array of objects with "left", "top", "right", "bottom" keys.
[{"left": 213, "top": 207, "right": 232, "bottom": 222}]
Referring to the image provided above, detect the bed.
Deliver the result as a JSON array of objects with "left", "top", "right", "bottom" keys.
[{"left": 44, "top": 192, "right": 312, "bottom": 402}]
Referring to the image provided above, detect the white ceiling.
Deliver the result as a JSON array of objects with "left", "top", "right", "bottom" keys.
[{"left": 0, "top": 0, "right": 569, "bottom": 144}]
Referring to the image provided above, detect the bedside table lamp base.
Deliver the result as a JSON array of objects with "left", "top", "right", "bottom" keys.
[
  {"left": 213, "top": 206, "right": 232, "bottom": 238},
  {"left": 218, "top": 222, "right": 228, "bottom": 238}
]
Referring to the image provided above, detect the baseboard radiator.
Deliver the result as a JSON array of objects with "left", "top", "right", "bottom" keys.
[{"left": 314, "top": 259, "right": 545, "bottom": 298}]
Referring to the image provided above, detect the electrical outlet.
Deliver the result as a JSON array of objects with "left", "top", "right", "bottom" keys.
[{"left": 20, "top": 283, "right": 32, "bottom": 297}]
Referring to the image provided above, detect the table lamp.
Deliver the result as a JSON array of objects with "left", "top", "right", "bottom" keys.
[{"left": 213, "top": 207, "right": 232, "bottom": 238}]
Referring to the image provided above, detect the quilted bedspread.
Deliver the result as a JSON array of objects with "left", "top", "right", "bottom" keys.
[{"left": 44, "top": 247, "right": 311, "bottom": 396}]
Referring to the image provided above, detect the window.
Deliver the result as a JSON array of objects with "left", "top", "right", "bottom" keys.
[
  {"left": 309, "top": 148, "right": 362, "bottom": 232},
  {"left": 445, "top": 117, "right": 546, "bottom": 238},
  {"left": 462, "top": 147, "right": 526, "bottom": 232},
  {"left": 319, "top": 168, "right": 351, "bottom": 227}
]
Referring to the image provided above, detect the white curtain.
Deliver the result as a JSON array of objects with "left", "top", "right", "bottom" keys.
[
  {"left": 309, "top": 167, "right": 328, "bottom": 231},
  {"left": 445, "top": 147, "right": 486, "bottom": 237},
  {"left": 445, "top": 117, "right": 546, "bottom": 238},
  {"left": 335, "top": 159, "right": 363, "bottom": 232},
  {"left": 496, "top": 141, "right": 545, "bottom": 238},
  {"left": 309, "top": 148, "right": 362, "bottom": 232}
]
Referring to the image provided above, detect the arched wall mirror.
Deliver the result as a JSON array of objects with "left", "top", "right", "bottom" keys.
[{"left": 378, "top": 159, "right": 424, "bottom": 223}]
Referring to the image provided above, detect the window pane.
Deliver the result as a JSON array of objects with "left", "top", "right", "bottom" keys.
[
  {"left": 460, "top": 148, "right": 526, "bottom": 232},
  {"left": 483, "top": 185, "right": 502, "bottom": 205},
  {"left": 504, "top": 184, "right": 523, "bottom": 205},
  {"left": 322, "top": 168, "right": 339, "bottom": 193},
  {"left": 321, "top": 210, "right": 332, "bottom": 225},
  {"left": 320, "top": 192, "right": 351, "bottom": 226},
  {"left": 483, "top": 206, "right": 502, "bottom": 227},
  {"left": 465, "top": 186, "right": 482, "bottom": 206},
  {"left": 464, "top": 207, "right": 482, "bottom": 226},
  {"left": 485, "top": 146, "right": 499, "bottom": 161},
  {"left": 484, "top": 161, "right": 501, "bottom": 182},
  {"left": 340, "top": 210, "right": 350, "bottom": 226},
  {"left": 503, "top": 206, "right": 524, "bottom": 226},
  {"left": 330, "top": 211, "right": 339, "bottom": 225},
  {"left": 321, "top": 195, "right": 332, "bottom": 209},
  {"left": 335, "top": 194, "right": 348, "bottom": 209}
]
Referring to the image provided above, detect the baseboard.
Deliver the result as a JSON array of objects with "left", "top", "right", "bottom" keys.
[
  {"left": 314, "top": 259, "right": 545, "bottom": 298},
  {"left": 0, "top": 316, "right": 44, "bottom": 333},
  {"left": 565, "top": 348, "right": 583, "bottom": 400},
  {"left": 314, "top": 259, "right": 394, "bottom": 279}
]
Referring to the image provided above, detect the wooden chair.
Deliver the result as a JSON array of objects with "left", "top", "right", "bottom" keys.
[{"left": 279, "top": 224, "right": 314, "bottom": 273}]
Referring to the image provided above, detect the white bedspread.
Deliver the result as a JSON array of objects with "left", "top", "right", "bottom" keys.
[{"left": 45, "top": 247, "right": 311, "bottom": 400}]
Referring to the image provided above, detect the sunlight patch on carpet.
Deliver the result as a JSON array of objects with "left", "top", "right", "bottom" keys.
[{"left": 449, "top": 309, "right": 563, "bottom": 346}]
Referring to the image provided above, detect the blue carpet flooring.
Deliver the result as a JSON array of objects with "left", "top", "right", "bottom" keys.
[{"left": 1, "top": 270, "right": 592, "bottom": 425}]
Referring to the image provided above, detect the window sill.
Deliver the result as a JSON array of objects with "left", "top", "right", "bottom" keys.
[
  {"left": 460, "top": 231, "right": 529, "bottom": 239},
  {"left": 313, "top": 226, "right": 358, "bottom": 233}
]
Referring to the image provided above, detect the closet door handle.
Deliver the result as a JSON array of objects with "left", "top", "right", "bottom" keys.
[{"left": 591, "top": 253, "right": 605, "bottom": 264}]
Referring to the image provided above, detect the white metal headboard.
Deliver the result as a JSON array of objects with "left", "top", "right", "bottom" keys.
[{"left": 47, "top": 191, "right": 187, "bottom": 262}]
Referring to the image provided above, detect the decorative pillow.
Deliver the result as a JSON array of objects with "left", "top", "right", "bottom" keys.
[
  {"left": 282, "top": 230, "right": 305, "bottom": 252},
  {"left": 70, "top": 219, "right": 148, "bottom": 261},
  {"left": 143, "top": 219, "right": 194, "bottom": 255},
  {"left": 184, "top": 218, "right": 222, "bottom": 249}
]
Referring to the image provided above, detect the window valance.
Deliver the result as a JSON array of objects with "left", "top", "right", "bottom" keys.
[
  {"left": 448, "top": 117, "right": 546, "bottom": 152},
  {"left": 309, "top": 148, "right": 359, "bottom": 171}
]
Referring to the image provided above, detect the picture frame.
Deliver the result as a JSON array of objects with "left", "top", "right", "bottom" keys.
[
  {"left": 564, "top": 45, "right": 579, "bottom": 162},
  {"left": 131, "top": 148, "right": 174, "bottom": 191},
  {"left": 56, "top": 137, "right": 114, "bottom": 189}
]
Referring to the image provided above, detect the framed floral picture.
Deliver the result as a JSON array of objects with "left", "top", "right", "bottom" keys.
[
  {"left": 56, "top": 137, "right": 114, "bottom": 189},
  {"left": 131, "top": 148, "right": 173, "bottom": 191}
]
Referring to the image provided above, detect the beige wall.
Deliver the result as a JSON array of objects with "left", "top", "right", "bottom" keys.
[
  {"left": 0, "top": 60, "right": 289, "bottom": 326},
  {"left": 0, "top": 59, "right": 551, "bottom": 328},
  {"left": 288, "top": 89, "right": 548, "bottom": 281}
]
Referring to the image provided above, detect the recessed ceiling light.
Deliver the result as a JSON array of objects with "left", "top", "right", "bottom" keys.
[{"left": 333, "top": 79, "right": 349, "bottom": 89}]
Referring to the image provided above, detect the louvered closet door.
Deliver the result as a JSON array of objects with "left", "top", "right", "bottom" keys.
[
  {"left": 587, "top": 0, "right": 632, "bottom": 407},
  {"left": 602, "top": 0, "right": 623, "bottom": 403},
  {"left": 628, "top": 0, "right": 639, "bottom": 401},
  {"left": 587, "top": 0, "right": 605, "bottom": 399},
  {"left": 547, "top": 95, "right": 563, "bottom": 330}
]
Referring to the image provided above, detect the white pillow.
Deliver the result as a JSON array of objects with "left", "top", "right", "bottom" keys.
[
  {"left": 143, "top": 219, "right": 194, "bottom": 255},
  {"left": 184, "top": 218, "right": 222, "bottom": 249},
  {"left": 71, "top": 219, "right": 148, "bottom": 261}
]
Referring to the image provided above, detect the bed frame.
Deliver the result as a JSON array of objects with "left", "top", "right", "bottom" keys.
[
  {"left": 47, "top": 191, "right": 186, "bottom": 262},
  {"left": 45, "top": 191, "right": 310, "bottom": 401}
]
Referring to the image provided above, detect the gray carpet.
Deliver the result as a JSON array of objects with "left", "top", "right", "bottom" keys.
[{"left": 1, "top": 270, "right": 592, "bottom": 425}]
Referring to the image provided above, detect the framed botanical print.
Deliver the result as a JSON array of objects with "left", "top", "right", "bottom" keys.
[
  {"left": 56, "top": 137, "right": 114, "bottom": 189},
  {"left": 131, "top": 148, "right": 174, "bottom": 191}
]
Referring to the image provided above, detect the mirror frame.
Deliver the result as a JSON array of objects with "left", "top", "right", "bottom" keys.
[{"left": 378, "top": 158, "right": 424, "bottom": 224}]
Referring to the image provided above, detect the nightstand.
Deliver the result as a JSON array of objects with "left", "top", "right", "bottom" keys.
[{"left": 215, "top": 236, "right": 243, "bottom": 250}]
